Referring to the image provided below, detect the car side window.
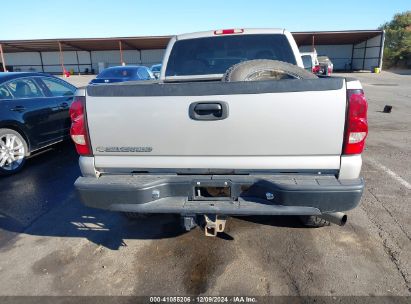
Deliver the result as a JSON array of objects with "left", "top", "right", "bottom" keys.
[
  {"left": 147, "top": 69, "right": 154, "bottom": 79},
  {"left": 6, "top": 78, "right": 44, "bottom": 99},
  {"left": 41, "top": 78, "right": 74, "bottom": 97},
  {"left": 137, "top": 68, "right": 150, "bottom": 80},
  {"left": 0, "top": 85, "right": 13, "bottom": 100}
]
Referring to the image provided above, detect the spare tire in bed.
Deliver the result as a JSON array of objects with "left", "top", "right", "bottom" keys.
[{"left": 223, "top": 59, "right": 318, "bottom": 82}]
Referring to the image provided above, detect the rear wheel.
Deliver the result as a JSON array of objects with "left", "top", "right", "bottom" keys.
[
  {"left": 0, "top": 129, "right": 28, "bottom": 175},
  {"left": 223, "top": 59, "right": 318, "bottom": 82}
]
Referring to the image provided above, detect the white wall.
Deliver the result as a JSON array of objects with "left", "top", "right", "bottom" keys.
[
  {"left": 4, "top": 52, "right": 42, "bottom": 72},
  {"left": 90, "top": 49, "right": 165, "bottom": 71},
  {"left": 352, "top": 34, "right": 383, "bottom": 70},
  {"left": 141, "top": 49, "right": 165, "bottom": 67},
  {"left": 41, "top": 51, "right": 81, "bottom": 73},
  {"left": 1, "top": 49, "right": 164, "bottom": 74},
  {"left": 2, "top": 51, "right": 93, "bottom": 73},
  {"left": 91, "top": 50, "right": 141, "bottom": 70},
  {"left": 77, "top": 51, "right": 91, "bottom": 64}
]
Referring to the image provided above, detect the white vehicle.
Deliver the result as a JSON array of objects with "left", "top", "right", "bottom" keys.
[
  {"left": 318, "top": 55, "right": 334, "bottom": 75},
  {"left": 301, "top": 51, "right": 320, "bottom": 73},
  {"left": 71, "top": 29, "right": 367, "bottom": 236}
]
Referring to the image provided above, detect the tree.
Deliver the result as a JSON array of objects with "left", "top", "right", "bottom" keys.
[{"left": 379, "top": 11, "right": 411, "bottom": 68}]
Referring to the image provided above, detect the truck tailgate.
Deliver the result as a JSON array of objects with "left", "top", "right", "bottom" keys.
[{"left": 86, "top": 78, "right": 347, "bottom": 170}]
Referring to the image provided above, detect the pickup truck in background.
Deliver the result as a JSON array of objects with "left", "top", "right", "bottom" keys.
[
  {"left": 301, "top": 52, "right": 333, "bottom": 76},
  {"left": 300, "top": 51, "right": 321, "bottom": 74},
  {"left": 318, "top": 55, "right": 334, "bottom": 75},
  {"left": 71, "top": 29, "right": 368, "bottom": 236}
]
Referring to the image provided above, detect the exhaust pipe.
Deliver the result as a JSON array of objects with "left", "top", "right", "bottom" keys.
[{"left": 319, "top": 212, "right": 347, "bottom": 226}]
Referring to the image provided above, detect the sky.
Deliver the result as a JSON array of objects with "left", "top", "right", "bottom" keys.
[{"left": 0, "top": 0, "right": 409, "bottom": 40}]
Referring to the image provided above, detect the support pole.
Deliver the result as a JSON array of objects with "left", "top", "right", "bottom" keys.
[
  {"left": 75, "top": 51, "right": 80, "bottom": 75},
  {"left": 362, "top": 39, "right": 368, "bottom": 71},
  {"left": 378, "top": 31, "right": 385, "bottom": 70},
  {"left": 119, "top": 41, "right": 124, "bottom": 65},
  {"left": 350, "top": 44, "right": 355, "bottom": 71},
  {"left": 0, "top": 44, "right": 7, "bottom": 72},
  {"left": 312, "top": 35, "right": 315, "bottom": 52},
  {"left": 39, "top": 52, "right": 44, "bottom": 72},
  {"left": 58, "top": 41, "right": 66, "bottom": 75},
  {"left": 89, "top": 51, "right": 93, "bottom": 74}
]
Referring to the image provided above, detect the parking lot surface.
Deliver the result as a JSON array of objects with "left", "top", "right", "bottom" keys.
[{"left": 0, "top": 71, "right": 410, "bottom": 297}]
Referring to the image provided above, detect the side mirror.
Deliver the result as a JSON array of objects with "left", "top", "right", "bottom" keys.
[{"left": 301, "top": 55, "right": 313, "bottom": 71}]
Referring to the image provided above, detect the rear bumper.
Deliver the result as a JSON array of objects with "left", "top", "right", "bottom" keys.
[{"left": 74, "top": 174, "right": 364, "bottom": 216}]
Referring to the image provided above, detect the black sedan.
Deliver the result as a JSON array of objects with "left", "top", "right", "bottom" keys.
[
  {"left": 89, "top": 66, "right": 154, "bottom": 84},
  {"left": 0, "top": 72, "right": 76, "bottom": 175}
]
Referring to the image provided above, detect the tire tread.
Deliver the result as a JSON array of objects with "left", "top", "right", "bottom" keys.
[{"left": 223, "top": 59, "right": 317, "bottom": 82}]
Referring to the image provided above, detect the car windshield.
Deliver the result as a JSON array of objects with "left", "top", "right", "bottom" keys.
[
  {"left": 97, "top": 68, "right": 137, "bottom": 79},
  {"left": 165, "top": 34, "right": 297, "bottom": 77}
]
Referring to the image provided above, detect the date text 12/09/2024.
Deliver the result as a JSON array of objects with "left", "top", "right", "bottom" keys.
[{"left": 149, "top": 296, "right": 258, "bottom": 303}]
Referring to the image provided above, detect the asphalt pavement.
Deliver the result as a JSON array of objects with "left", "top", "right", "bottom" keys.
[{"left": 0, "top": 71, "right": 410, "bottom": 298}]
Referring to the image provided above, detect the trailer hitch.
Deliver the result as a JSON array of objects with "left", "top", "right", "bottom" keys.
[
  {"left": 180, "top": 214, "right": 227, "bottom": 236},
  {"left": 204, "top": 215, "right": 227, "bottom": 237}
]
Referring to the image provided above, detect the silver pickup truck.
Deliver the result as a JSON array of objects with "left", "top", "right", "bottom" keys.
[{"left": 71, "top": 29, "right": 368, "bottom": 236}]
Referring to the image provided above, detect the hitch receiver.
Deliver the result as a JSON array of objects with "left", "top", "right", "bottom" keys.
[{"left": 204, "top": 215, "right": 227, "bottom": 237}]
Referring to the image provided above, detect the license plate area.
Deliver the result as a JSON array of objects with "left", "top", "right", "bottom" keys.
[{"left": 190, "top": 180, "right": 233, "bottom": 201}]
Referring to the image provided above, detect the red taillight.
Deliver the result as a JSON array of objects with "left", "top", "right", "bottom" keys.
[
  {"left": 214, "top": 29, "right": 244, "bottom": 35},
  {"left": 312, "top": 65, "right": 320, "bottom": 73},
  {"left": 343, "top": 89, "right": 368, "bottom": 154},
  {"left": 69, "top": 96, "right": 92, "bottom": 156}
]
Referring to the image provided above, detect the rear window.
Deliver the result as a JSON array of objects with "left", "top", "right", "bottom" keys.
[
  {"left": 0, "top": 85, "right": 13, "bottom": 99},
  {"left": 97, "top": 68, "right": 137, "bottom": 79},
  {"left": 151, "top": 65, "right": 161, "bottom": 72},
  {"left": 165, "top": 34, "right": 297, "bottom": 77},
  {"left": 301, "top": 55, "right": 312, "bottom": 68},
  {"left": 318, "top": 56, "right": 331, "bottom": 62}
]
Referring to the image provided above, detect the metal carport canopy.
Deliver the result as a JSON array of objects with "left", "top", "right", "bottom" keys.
[
  {"left": 292, "top": 30, "right": 383, "bottom": 45},
  {"left": 0, "top": 36, "right": 171, "bottom": 52},
  {"left": 0, "top": 30, "right": 384, "bottom": 53}
]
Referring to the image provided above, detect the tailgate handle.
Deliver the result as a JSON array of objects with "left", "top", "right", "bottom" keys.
[
  {"left": 189, "top": 102, "right": 229, "bottom": 121},
  {"left": 195, "top": 103, "right": 221, "bottom": 112}
]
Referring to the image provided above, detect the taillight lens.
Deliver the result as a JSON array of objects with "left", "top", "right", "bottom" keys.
[
  {"left": 69, "top": 96, "right": 92, "bottom": 156},
  {"left": 312, "top": 65, "right": 320, "bottom": 73},
  {"left": 343, "top": 89, "right": 368, "bottom": 154}
]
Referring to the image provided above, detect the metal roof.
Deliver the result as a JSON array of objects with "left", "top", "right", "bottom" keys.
[
  {"left": 0, "top": 36, "right": 172, "bottom": 53},
  {"left": 0, "top": 30, "right": 383, "bottom": 53},
  {"left": 292, "top": 30, "right": 383, "bottom": 45}
]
